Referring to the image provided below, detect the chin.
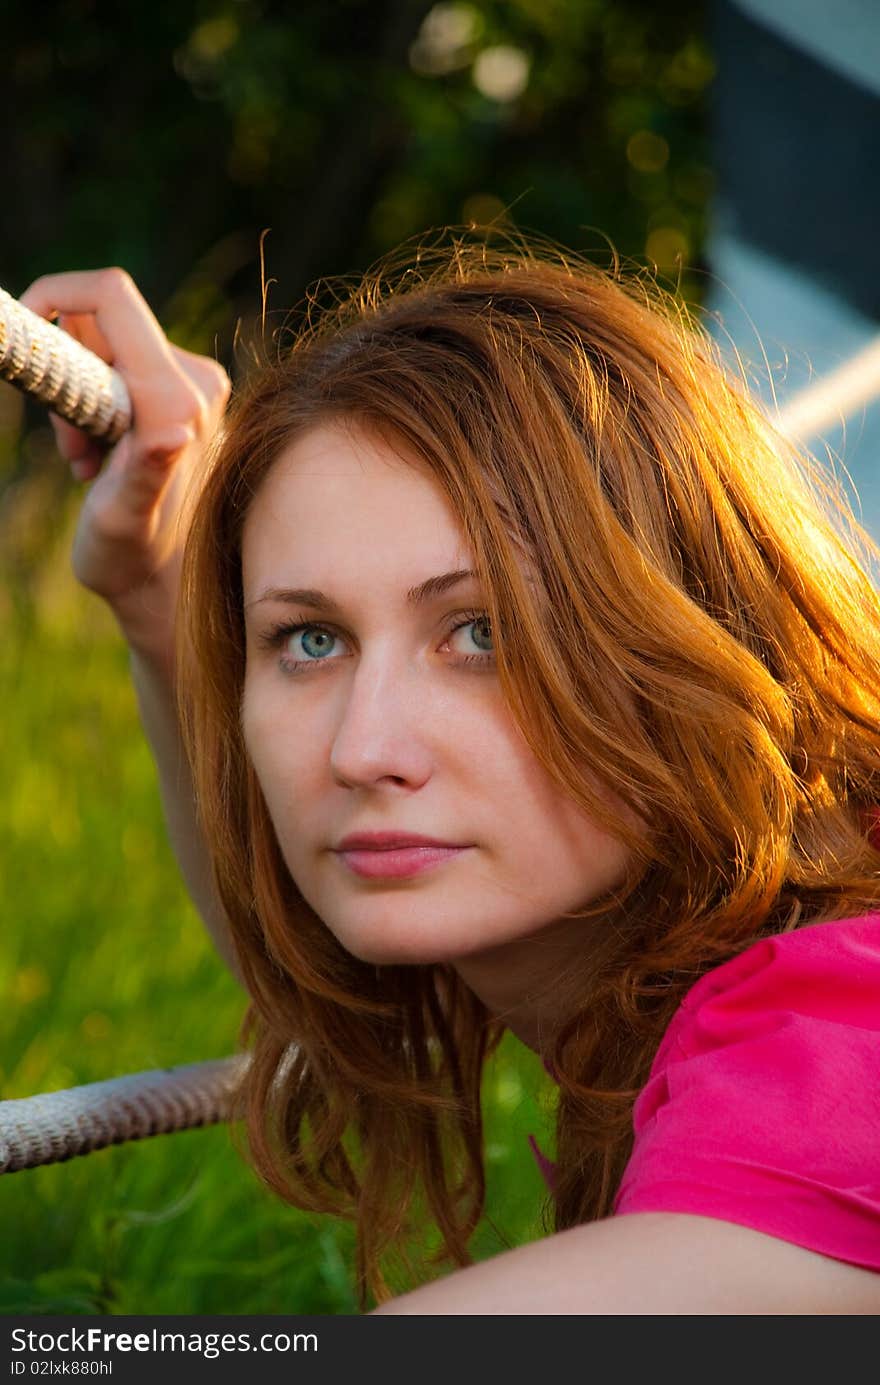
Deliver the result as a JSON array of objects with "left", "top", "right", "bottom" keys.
[
  {"left": 320, "top": 912, "right": 480, "bottom": 969},
  {"left": 335, "top": 933, "right": 460, "bottom": 968},
  {"left": 299, "top": 877, "right": 522, "bottom": 968}
]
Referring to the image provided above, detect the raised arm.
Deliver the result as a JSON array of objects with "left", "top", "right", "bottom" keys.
[{"left": 19, "top": 268, "right": 242, "bottom": 983}]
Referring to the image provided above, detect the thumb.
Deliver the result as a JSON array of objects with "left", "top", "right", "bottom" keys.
[{"left": 122, "top": 424, "right": 196, "bottom": 517}]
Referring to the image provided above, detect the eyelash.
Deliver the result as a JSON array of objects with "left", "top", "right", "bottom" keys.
[{"left": 257, "top": 608, "right": 495, "bottom": 677}]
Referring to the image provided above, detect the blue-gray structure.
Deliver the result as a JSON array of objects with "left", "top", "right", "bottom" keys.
[{"left": 706, "top": 0, "right": 880, "bottom": 540}]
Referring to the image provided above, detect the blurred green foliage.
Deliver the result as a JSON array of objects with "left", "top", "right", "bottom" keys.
[{"left": 1, "top": 0, "right": 711, "bottom": 1313}]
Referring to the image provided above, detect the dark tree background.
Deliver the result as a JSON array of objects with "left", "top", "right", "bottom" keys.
[
  {"left": 3, "top": 0, "right": 711, "bottom": 324},
  {"left": 1, "top": 0, "right": 712, "bottom": 595}
]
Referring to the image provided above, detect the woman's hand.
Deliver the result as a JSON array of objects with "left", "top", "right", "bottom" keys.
[
  {"left": 19, "top": 270, "right": 240, "bottom": 973},
  {"left": 19, "top": 268, "right": 230, "bottom": 671}
]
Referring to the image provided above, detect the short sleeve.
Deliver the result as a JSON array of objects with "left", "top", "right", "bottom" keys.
[{"left": 613, "top": 912, "right": 880, "bottom": 1271}]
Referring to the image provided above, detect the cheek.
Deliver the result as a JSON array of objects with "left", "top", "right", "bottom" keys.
[
  {"left": 516, "top": 809, "right": 626, "bottom": 891},
  {"left": 240, "top": 687, "right": 273, "bottom": 778},
  {"left": 242, "top": 697, "right": 313, "bottom": 890},
  {"left": 515, "top": 769, "right": 637, "bottom": 895},
  {"left": 241, "top": 688, "right": 304, "bottom": 819},
  {"left": 562, "top": 794, "right": 641, "bottom": 899}
]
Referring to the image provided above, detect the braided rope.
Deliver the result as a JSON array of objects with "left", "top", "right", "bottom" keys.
[
  {"left": 0, "top": 286, "right": 131, "bottom": 442},
  {"left": 0, "top": 1056, "right": 250, "bottom": 1173}
]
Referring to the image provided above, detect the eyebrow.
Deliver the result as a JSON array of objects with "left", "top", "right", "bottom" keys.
[{"left": 245, "top": 568, "right": 480, "bottom": 614}]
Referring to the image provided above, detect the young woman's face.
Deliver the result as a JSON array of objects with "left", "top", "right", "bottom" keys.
[{"left": 241, "top": 421, "right": 634, "bottom": 974}]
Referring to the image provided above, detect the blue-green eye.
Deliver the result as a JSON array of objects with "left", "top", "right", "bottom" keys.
[
  {"left": 299, "top": 627, "right": 337, "bottom": 660},
  {"left": 448, "top": 615, "right": 494, "bottom": 658},
  {"left": 259, "top": 609, "right": 495, "bottom": 676}
]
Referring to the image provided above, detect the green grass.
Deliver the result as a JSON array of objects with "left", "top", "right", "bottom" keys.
[{"left": 0, "top": 495, "right": 556, "bottom": 1314}]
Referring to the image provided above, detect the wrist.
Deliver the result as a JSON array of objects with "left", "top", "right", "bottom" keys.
[
  {"left": 114, "top": 607, "right": 177, "bottom": 684},
  {"left": 109, "top": 576, "right": 179, "bottom": 679}
]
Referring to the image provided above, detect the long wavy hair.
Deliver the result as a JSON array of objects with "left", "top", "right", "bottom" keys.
[{"left": 176, "top": 231, "right": 880, "bottom": 1308}]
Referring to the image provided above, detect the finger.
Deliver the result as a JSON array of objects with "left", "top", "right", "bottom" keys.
[
  {"left": 117, "top": 423, "right": 196, "bottom": 519},
  {"left": 70, "top": 453, "right": 104, "bottom": 481},
  {"left": 19, "top": 268, "right": 175, "bottom": 379},
  {"left": 56, "top": 311, "right": 114, "bottom": 365},
  {"left": 169, "top": 344, "right": 232, "bottom": 405},
  {"left": 48, "top": 412, "right": 106, "bottom": 476}
]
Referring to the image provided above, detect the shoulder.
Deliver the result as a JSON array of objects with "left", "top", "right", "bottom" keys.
[
  {"left": 644, "top": 908, "right": 880, "bottom": 1077},
  {"left": 614, "top": 910, "right": 880, "bottom": 1274},
  {"left": 668, "top": 908, "right": 880, "bottom": 1037}
]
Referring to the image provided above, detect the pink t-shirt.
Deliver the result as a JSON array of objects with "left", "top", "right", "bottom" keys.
[{"left": 534, "top": 911, "right": 880, "bottom": 1271}]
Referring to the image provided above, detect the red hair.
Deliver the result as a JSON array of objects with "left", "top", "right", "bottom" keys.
[{"left": 177, "top": 232, "right": 880, "bottom": 1307}]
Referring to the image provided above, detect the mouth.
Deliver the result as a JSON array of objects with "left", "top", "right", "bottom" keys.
[{"left": 335, "top": 845, "right": 471, "bottom": 880}]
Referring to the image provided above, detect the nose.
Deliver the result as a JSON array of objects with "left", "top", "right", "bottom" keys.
[{"left": 329, "top": 653, "right": 434, "bottom": 790}]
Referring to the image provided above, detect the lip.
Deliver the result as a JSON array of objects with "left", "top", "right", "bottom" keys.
[
  {"left": 336, "top": 845, "right": 470, "bottom": 879},
  {"left": 336, "top": 831, "right": 466, "bottom": 851}
]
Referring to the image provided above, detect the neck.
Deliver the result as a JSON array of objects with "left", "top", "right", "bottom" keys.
[{"left": 451, "top": 915, "right": 594, "bottom": 1055}]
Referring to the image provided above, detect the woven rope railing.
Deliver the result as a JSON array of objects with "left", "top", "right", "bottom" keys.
[
  {"left": 0, "top": 286, "right": 131, "bottom": 441},
  {"left": 3, "top": 281, "right": 880, "bottom": 1173},
  {"left": 0, "top": 1056, "right": 251, "bottom": 1173}
]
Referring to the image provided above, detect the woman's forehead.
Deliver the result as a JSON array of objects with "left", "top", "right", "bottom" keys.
[
  {"left": 241, "top": 418, "right": 538, "bottom": 606},
  {"left": 272, "top": 417, "right": 429, "bottom": 480},
  {"left": 240, "top": 429, "right": 474, "bottom": 603},
  {"left": 246, "top": 421, "right": 451, "bottom": 515}
]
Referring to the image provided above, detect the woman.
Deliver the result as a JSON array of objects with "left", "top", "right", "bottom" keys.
[{"left": 21, "top": 236, "right": 880, "bottom": 1313}]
